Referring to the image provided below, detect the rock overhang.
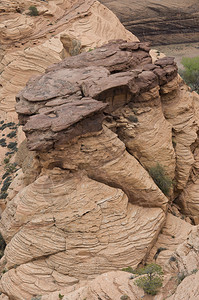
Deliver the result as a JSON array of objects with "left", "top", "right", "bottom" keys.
[{"left": 16, "top": 40, "right": 178, "bottom": 151}]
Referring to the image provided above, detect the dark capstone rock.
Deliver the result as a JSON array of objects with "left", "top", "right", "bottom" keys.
[{"left": 17, "top": 40, "right": 178, "bottom": 151}]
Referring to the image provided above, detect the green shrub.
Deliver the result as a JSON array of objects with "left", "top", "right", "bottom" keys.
[
  {"left": 121, "top": 296, "right": 129, "bottom": 300},
  {"left": 7, "top": 130, "right": 17, "bottom": 138},
  {"left": 180, "top": 56, "right": 199, "bottom": 93},
  {"left": 7, "top": 142, "right": 17, "bottom": 152},
  {"left": 0, "top": 233, "right": 6, "bottom": 259},
  {"left": 0, "top": 138, "right": 7, "bottom": 147},
  {"left": 127, "top": 115, "right": 138, "bottom": 123},
  {"left": 0, "top": 192, "right": 8, "bottom": 199},
  {"left": 148, "top": 163, "right": 172, "bottom": 196},
  {"left": 2, "top": 171, "right": 10, "bottom": 179},
  {"left": 4, "top": 157, "right": 10, "bottom": 164},
  {"left": 122, "top": 266, "right": 135, "bottom": 273},
  {"left": 28, "top": 6, "right": 39, "bottom": 16},
  {"left": 177, "top": 272, "right": 186, "bottom": 285},
  {"left": 0, "top": 122, "right": 15, "bottom": 131},
  {"left": 1, "top": 177, "right": 12, "bottom": 192},
  {"left": 4, "top": 162, "right": 18, "bottom": 174},
  {"left": 134, "top": 263, "right": 163, "bottom": 295}
]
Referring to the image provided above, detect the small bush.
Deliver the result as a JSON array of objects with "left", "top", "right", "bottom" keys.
[
  {"left": 127, "top": 115, "right": 138, "bottom": 123},
  {"left": 0, "top": 192, "right": 8, "bottom": 199},
  {"left": 1, "top": 176, "right": 12, "bottom": 192},
  {"left": 5, "top": 151, "right": 15, "bottom": 156},
  {"left": 7, "top": 142, "right": 17, "bottom": 152},
  {"left": 4, "top": 162, "right": 18, "bottom": 174},
  {"left": 180, "top": 56, "right": 199, "bottom": 93},
  {"left": 2, "top": 171, "right": 10, "bottom": 179},
  {"left": 4, "top": 157, "right": 9, "bottom": 164},
  {"left": 0, "top": 122, "right": 15, "bottom": 131},
  {"left": 28, "top": 6, "right": 39, "bottom": 16},
  {"left": 0, "top": 233, "right": 6, "bottom": 259},
  {"left": 149, "top": 163, "right": 172, "bottom": 196},
  {"left": 169, "top": 256, "right": 177, "bottom": 262},
  {"left": 122, "top": 266, "right": 135, "bottom": 273},
  {"left": 0, "top": 138, "right": 7, "bottom": 147},
  {"left": 121, "top": 296, "right": 129, "bottom": 300},
  {"left": 7, "top": 131, "right": 17, "bottom": 138},
  {"left": 177, "top": 272, "right": 186, "bottom": 285},
  {"left": 134, "top": 264, "right": 163, "bottom": 295},
  {"left": 135, "top": 275, "right": 163, "bottom": 295}
]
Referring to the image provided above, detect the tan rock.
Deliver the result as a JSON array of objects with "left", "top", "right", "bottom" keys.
[
  {"left": 168, "top": 271, "right": 199, "bottom": 300},
  {"left": 115, "top": 103, "right": 175, "bottom": 179},
  {"left": 147, "top": 213, "right": 192, "bottom": 271},
  {"left": 0, "top": 169, "right": 165, "bottom": 298},
  {"left": 161, "top": 82, "right": 198, "bottom": 190},
  {"left": 42, "top": 271, "right": 145, "bottom": 300},
  {"left": 0, "top": 0, "right": 137, "bottom": 119},
  {"left": 0, "top": 15, "right": 33, "bottom": 42},
  {"left": 37, "top": 126, "right": 169, "bottom": 209},
  {"left": 173, "top": 225, "right": 199, "bottom": 275}
]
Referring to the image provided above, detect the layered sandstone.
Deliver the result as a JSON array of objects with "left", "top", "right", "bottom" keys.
[
  {"left": 0, "top": 40, "right": 175, "bottom": 298},
  {"left": 0, "top": 0, "right": 137, "bottom": 119},
  {"left": 1, "top": 1, "right": 199, "bottom": 300}
]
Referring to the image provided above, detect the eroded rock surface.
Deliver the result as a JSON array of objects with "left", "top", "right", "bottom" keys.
[
  {"left": 0, "top": 0, "right": 137, "bottom": 117},
  {"left": 1, "top": 2, "right": 199, "bottom": 299},
  {"left": 0, "top": 169, "right": 165, "bottom": 299}
]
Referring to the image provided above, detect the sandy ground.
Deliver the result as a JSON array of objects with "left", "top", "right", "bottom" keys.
[{"left": 155, "top": 42, "right": 199, "bottom": 71}]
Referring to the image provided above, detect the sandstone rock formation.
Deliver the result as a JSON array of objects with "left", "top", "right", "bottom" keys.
[
  {"left": 0, "top": 0, "right": 137, "bottom": 208},
  {"left": 0, "top": 38, "right": 197, "bottom": 299},
  {"left": 1, "top": 1, "right": 199, "bottom": 300},
  {"left": 99, "top": 0, "right": 199, "bottom": 45},
  {"left": 0, "top": 0, "right": 137, "bottom": 119},
  {"left": 168, "top": 271, "right": 199, "bottom": 300},
  {"left": 41, "top": 271, "right": 145, "bottom": 300}
]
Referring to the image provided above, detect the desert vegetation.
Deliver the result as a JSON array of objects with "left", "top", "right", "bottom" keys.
[
  {"left": 123, "top": 263, "right": 163, "bottom": 295},
  {"left": 148, "top": 164, "right": 172, "bottom": 196},
  {"left": 180, "top": 56, "right": 199, "bottom": 93}
]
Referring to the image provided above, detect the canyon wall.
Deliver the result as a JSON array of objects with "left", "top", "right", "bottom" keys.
[{"left": 99, "top": 0, "right": 199, "bottom": 45}]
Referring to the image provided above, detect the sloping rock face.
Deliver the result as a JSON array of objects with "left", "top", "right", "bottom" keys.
[
  {"left": 99, "top": 0, "right": 199, "bottom": 45},
  {"left": 41, "top": 271, "right": 145, "bottom": 300}
]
